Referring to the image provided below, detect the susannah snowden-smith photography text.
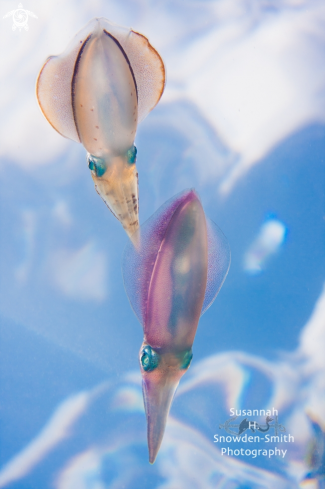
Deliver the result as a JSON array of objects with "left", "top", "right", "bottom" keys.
[{"left": 215, "top": 408, "right": 294, "bottom": 459}]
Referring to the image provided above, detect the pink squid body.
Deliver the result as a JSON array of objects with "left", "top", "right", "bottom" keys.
[
  {"left": 123, "top": 189, "right": 230, "bottom": 463},
  {"left": 145, "top": 191, "right": 208, "bottom": 350}
]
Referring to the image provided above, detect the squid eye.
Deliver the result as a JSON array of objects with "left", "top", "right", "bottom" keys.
[
  {"left": 141, "top": 345, "right": 159, "bottom": 372},
  {"left": 180, "top": 349, "right": 193, "bottom": 370},
  {"left": 87, "top": 154, "right": 106, "bottom": 177},
  {"left": 126, "top": 145, "right": 137, "bottom": 165}
]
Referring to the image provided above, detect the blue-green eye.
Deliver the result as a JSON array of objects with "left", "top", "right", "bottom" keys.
[
  {"left": 126, "top": 145, "right": 137, "bottom": 165},
  {"left": 88, "top": 158, "right": 95, "bottom": 171},
  {"left": 180, "top": 349, "right": 193, "bottom": 370},
  {"left": 141, "top": 346, "right": 159, "bottom": 372},
  {"left": 87, "top": 154, "right": 106, "bottom": 177}
]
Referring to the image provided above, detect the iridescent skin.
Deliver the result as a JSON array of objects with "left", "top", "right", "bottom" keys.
[
  {"left": 37, "top": 18, "right": 165, "bottom": 239},
  {"left": 141, "top": 194, "right": 207, "bottom": 463},
  {"left": 123, "top": 189, "right": 231, "bottom": 463}
]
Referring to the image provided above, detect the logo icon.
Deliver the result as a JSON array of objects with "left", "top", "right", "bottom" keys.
[
  {"left": 3, "top": 3, "right": 37, "bottom": 31},
  {"left": 219, "top": 415, "right": 286, "bottom": 436}
]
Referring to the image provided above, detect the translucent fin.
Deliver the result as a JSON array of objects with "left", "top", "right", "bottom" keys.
[
  {"left": 123, "top": 30, "right": 165, "bottom": 122},
  {"left": 201, "top": 218, "right": 231, "bottom": 315},
  {"left": 36, "top": 18, "right": 165, "bottom": 143},
  {"left": 122, "top": 189, "right": 194, "bottom": 326},
  {"left": 35, "top": 21, "right": 99, "bottom": 142},
  {"left": 99, "top": 19, "right": 165, "bottom": 123}
]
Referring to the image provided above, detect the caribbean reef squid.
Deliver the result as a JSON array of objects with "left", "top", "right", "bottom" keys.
[
  {"left": 37, "top": 17, "right": 165, "bottom": 239},
  {"left": 123, "top": 189, "right": 231, "bottom": 462}
]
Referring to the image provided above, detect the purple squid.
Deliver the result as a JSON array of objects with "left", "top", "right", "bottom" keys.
[{"left": 123, "top": 189, "right": 231, "bottom": 463}]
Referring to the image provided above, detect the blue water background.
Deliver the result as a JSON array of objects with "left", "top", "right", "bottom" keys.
[{"left": 0, "top": 1, "right": 325, "bottom": 487}]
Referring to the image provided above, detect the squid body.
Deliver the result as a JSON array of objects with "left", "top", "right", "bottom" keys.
[
  {"left": 37, "top": 18, "right": 165, "bottom": 238},
  {"left": 123, "top": 189, "right": 231, "bottom": 463}
]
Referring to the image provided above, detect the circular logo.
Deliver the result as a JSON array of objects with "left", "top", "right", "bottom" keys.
[
  {"left": 13, "top": 8, "right": 28, "bottom": 29},
  {"left": 3, "top": 3, "right": 37, "bottom": 32}
]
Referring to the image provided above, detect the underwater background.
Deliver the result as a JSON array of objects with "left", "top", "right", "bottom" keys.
[{"left": 0, "top": 0, "right": 325, "bottom": 487}]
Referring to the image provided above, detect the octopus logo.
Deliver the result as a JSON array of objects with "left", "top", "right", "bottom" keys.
[{"left": 3, "top": 3, "right": 37, "bottom": 31}]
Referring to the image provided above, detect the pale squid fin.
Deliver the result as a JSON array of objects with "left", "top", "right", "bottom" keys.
[
  {"left": 121, "top": 30, "right": 165, "bottom": 122},
  {"left": 35, "top": 21, "right": 98, "bottom": 142},
  {"left": 201, "top": 218, "right": 231, "bottom": 315},
  {"left": 37, "top": 18, "right": 165, "bottom": 141},
  {"left": 98, "top": 18, "right": 165, "bottom": 123}
]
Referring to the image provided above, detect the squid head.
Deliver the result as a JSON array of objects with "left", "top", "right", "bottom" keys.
[
  {"left": 123, "top": 189, "right": 231, "bottom": 463},
  {"left": 36, "top": 17, "right": 165, "bottom": 238}
]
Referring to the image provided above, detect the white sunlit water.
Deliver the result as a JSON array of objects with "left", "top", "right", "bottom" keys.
[
  {"left": 0, "top": 0, "right": 325, "bottom": 488},
  {"left": 243, "top": 219, "right": 287, "bottom": 274}
]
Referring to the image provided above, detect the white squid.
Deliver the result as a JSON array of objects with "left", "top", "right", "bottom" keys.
[{"left": 37, "top": 18, "right": 165, "bottom": 238}]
